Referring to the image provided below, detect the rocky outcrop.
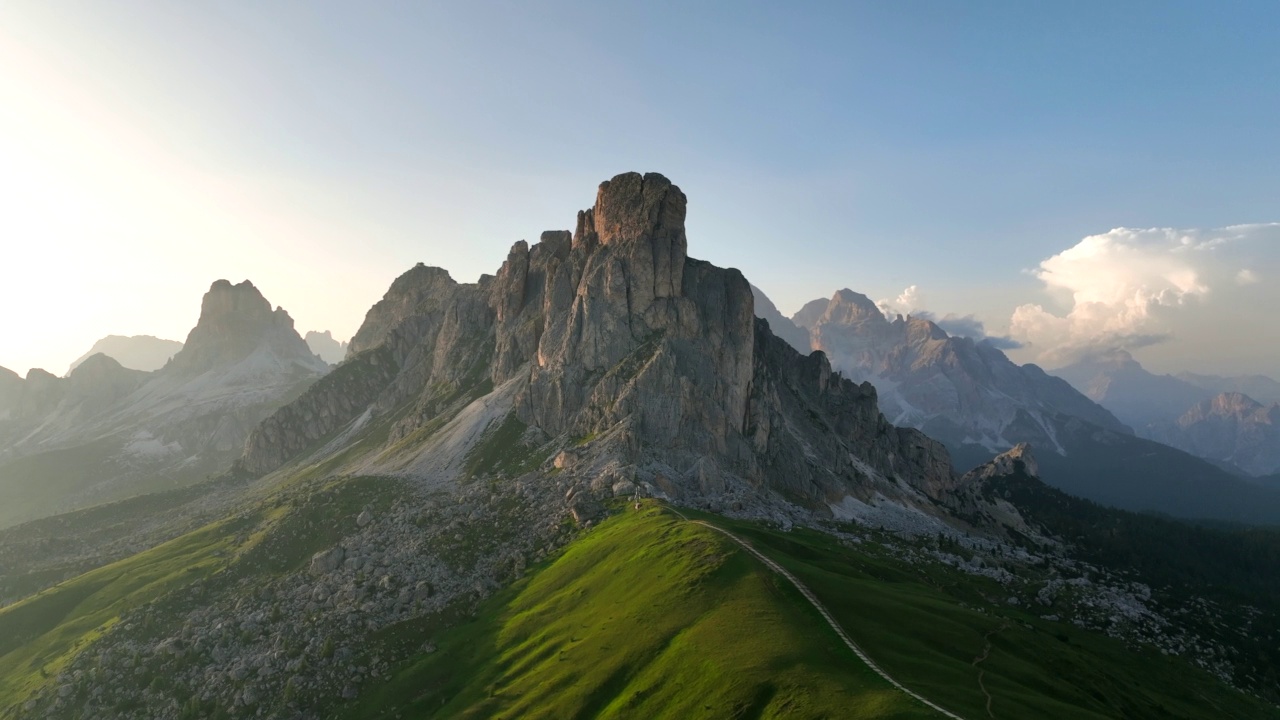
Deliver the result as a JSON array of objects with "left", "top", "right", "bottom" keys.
[
  {"left": 961, "top": 443, "right": 1039, "bottom": 484},
  {"left": 237, "top": 347, "right": 400, "bottom": 475},
  {"left": 346, "top": 265, "right": 460, "bottom": 358},
  {"left": 238, "top": 172, "right": 958, "bottom": 513},
  {"left": 948, "top": 443, "right": 1045, "bottom": 540},
  {"left": 166, "top": 280, "right": 327, "bottom": 379}
]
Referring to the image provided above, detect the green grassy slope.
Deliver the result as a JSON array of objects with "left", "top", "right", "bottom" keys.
[
  {"left": 0, "top": 513, "right": 257, "bottom": 714},
  {"left": 347, "top": 502, "right": 937, "bottom": 720},
  {"left": 354, "top": 504, "right": 1277, "bottom": 720},
  {"left": 700, "top": 512, "right": 1278, "bottom": 720}
]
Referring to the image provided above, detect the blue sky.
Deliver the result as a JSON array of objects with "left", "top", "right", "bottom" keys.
[{"left": 1, "top": 1, "right": 1278, "bottom": 376}]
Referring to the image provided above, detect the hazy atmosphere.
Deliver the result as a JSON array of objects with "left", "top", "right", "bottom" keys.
[{"left": 3, "top": 1, "right": 1278, "bottom": 377}]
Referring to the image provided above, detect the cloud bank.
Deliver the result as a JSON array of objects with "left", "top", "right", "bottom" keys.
[
  {"left": 1010, "top": 223, "right": 1280, "bottom": 368},
  {"left": 914, "top": 311, "right": 1024, "bottom": 350},
  {"left": 876, "top": 285, "right": 922, "bottom": 318},
  {"left": 877, "top": 285, "right": 1023, "bottom": 350}
]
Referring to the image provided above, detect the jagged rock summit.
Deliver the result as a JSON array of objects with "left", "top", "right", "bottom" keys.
[
  {"left": 243, "top": 172, "right": 957, "bottom": 516},
  {"left": 783, "top": 287, "right": 1128, "bottom": 452},
  {"left": 962, "top": 442, "right": 1039, "bottom": 483},
  {"left": 305, "top": 330, "right": 349, "bottom": 365},
  {"left": 166, "top": 280, "right": 327, "bottom": 379},
  {"left": 0, "top": 280, "right": 330, "bottom": 528}
]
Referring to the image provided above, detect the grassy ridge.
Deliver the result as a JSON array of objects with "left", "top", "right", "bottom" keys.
[
  {"left": 353, "top": 504, "right": 1278, "bottom": 719},
  {"left": 706, "top": 514, "right": 1278, "bottom": 720},
  {"left": 347, "top": 503, "right": 935, "bottom": 719}
]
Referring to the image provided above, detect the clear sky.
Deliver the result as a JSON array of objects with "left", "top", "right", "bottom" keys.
[{"left": 1, "top": 1, "right": 1277, "bottom": 377}]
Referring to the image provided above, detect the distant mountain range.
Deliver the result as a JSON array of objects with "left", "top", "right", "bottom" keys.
[
  {"left": 1055, "top": 349, "right": 1280, "bottom": 476},
  {"left": 751, "top": 286, "right": 1280, "bottom": 524},
  {"left": 66, "top": 335, "right": 183, "bottom": 374},
  {"left": 0, "top": 280, "right": 329, "bottom": 528}
]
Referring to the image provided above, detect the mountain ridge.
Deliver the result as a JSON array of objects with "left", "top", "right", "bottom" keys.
[{"left": 0, "top": 280, "right": 329, "bottom": 528}]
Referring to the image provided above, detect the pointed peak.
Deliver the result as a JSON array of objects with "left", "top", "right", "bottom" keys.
[
  {"left": 166, "top": 279, "right": 322, "bottom": 377},
  {"left": 791, "top": 297, "right": 830, "bottom": 329},
  {"left": 69, "top": 352, "right": 126, "bottom": 374},
  {"left": 963, "top": 442, "right": 1040, "bottom": 484},
  {"left": 822, "top": 289, "right": 885, "bottom": 326}
]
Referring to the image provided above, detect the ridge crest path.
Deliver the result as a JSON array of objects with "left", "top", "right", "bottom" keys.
[{"left": 668, "top": 507, "right": 967, "bottom": 720}]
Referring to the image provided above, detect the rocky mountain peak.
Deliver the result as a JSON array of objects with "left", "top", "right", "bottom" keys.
[
  {"left": 1177, "top": 392, "right": 1275, "bottom": 427},
  {"left": 66, "top": 352, "right": 133, "bottom": 384},
  {"left": 1210, "top": 392, "right": 1264, "bottom": 414},
  {"left": 823, "top": 289, "right": 886, "bottom": 327},
  {"left": 242, "top": 171, "right": 957, "bottom": 512},
  {"left": 791, "top": 297, "right": 830, "bottom": 329},
  {"left": 347, "top": 264, "right": 460, "bottom": 358},
  {"left": 572, "top": 172, "right": 688, "bottom": 308},
  {"left": 905, "top": 315, "right": 949, "bottom": 342},
  {"left": 962, "top": 443, "right": 1040, "bottom": 485},
  {"left": 25, "top": 368, "right": 60, "bottom": 384},
  {"left": 164, "top": 280, "right": 324, "bottom": 378},
  {"left": 305, "top": 330, "right": 349, "bottom": 365}
]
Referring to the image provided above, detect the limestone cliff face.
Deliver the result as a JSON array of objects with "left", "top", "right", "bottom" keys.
[
  {"left": 346, "top": 265, "right": 462, "bottom": 359},
  {"left": 239, "top": 172, "right": 957, "bottom": 511},
  {"left": 166, "top": 280, "right": 327, "bottom": 379}
]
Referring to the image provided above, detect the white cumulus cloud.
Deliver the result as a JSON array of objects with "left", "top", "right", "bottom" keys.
[
  {"left": 877, "top": 285, "right": 922, "bottom": 318},
  {"left": 1010, "top": 224, "right": 1280, "bottom": 370}
]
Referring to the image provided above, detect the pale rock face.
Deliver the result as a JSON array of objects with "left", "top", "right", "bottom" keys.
[
  {"left": 346, "top": 265, "right": 460, "bottom": 359},
  {"left": 305, "top": 331, "right": 349, "bottom": 365},
  {"left": 1148, "top": 392, "right": 1280, "bottom": 476},
  {"left": 167, "top": 280, "right": 327, "bottom": 378},
  {"left": 797, "top": 288, "right": 1128, "bottom": 453},
  {"left": 963, "top": 442, "right": 1040, "bottom": 483},
  {"left": 791, "top": 297, "right": 830, "bottom": 330},
  {"left": 240, "top": 172, "right": 958, "bottom": 512}
]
